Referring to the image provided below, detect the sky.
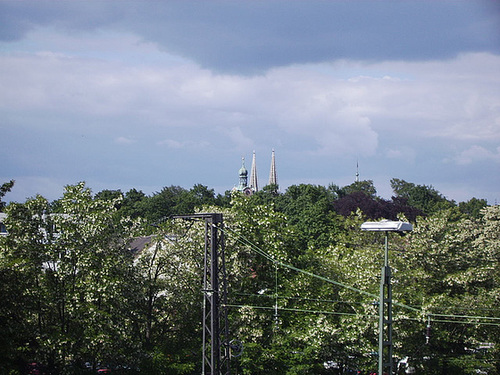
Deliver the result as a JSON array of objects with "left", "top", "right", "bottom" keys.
[{"left": 1, "top": 1, "right": 500, "bottom": 205}]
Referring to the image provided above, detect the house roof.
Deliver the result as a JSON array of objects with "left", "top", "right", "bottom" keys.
[{"left": 128, "top": 235, "right": 156, "bottom": 255}]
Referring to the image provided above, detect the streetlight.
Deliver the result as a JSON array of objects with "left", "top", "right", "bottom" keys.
[{"left": 361, "top": 220, "right": 413, "bottom": 375}]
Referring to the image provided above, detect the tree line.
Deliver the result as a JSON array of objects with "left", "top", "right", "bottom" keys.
[
  {"left": 0, "top": 179, "right": 497, "bottom": 375},
  {"left": 90, "top": 178, "right": 487, "bottom": 225}
]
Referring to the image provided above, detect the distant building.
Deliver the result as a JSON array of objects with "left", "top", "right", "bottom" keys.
[
  {"left": 235, "top": 157, "right": 252, "bottom": 195},
  {"left": 234, "top": 150, "right": 278, "bottom": 195},
  {"left": 0, "top": 213, "right": 69, "bottom": 238},
  {"left": 0, "top": 213, "right": 7, "bottom": 236},
  {"left": 128, "top": 235, "right": 156, "bottom": 256}
]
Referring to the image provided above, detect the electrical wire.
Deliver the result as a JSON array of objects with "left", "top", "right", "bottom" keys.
[
  {"left": 220, "top": 224, "right": 500, "bottom": 327},
  {"left": 430, "top": 313, "right": 500, "bottom": 321},
  {"left": 225, "top": 302, "right": 500, "bottom": 327},
  {"left": 233, "top": 292, "right": 372, "bottom": 306},
  {"left": 224, "top": 303, "right": 368, "bottom": 318},
  {"left": 224, "top": 303, "right": 500, "bottom": 327},
  {"left": 221, "top": 225, "right": 421, "bottom": 313},
  {"left": 429, "top": 319, "right": 500, "bottom": 327}
]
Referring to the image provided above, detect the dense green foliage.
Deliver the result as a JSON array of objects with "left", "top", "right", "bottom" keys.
[
  {"left": 0, "top": 179, "right": 497, "bottom": 374},
  {"left": 0, "top": 179, "right": 15, "bottom": 211}
]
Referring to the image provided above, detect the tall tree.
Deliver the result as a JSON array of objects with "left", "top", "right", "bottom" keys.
[
  {"left": 1, "top": 182, "right": 142, "bottom": 373},
  {"left": 118, "top": 188, "right": 148, "bottom": 220},
  {"left": 275, "top": 184, "right": 341, "bottom": 250},
  {"left": 133, "top": 219, "right": 205, "bottom": 374},
  {"left": 390, "top": 178, "right": 455, "bottom": 215},
  {"left": 458, "top": 197, "right": 488, "bottom": 219},
  {"left": 341, "top": 180, "right": 377, "bottom": 198},
  {"left": 393, "top": 208, "right": 500, "bottom": 374}
]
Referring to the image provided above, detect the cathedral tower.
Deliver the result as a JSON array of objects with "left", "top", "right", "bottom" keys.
[
  {"left": 268, "top": 149, "right": 278, "bottom": 188},
  {"left": 235, "top": 150, "right": 277, "bottom": 195},
  {"left": 237, "top": 157, "right": 248, "bottom": 191},
  {"left": 249, "top": 151, "right": 258, "bottom": 192}
]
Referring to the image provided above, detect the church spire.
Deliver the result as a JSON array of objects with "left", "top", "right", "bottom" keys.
[
  {"left": 268, "top": 149, "right": 278, "bottom": 188},
  {"left": 250, "top": 150, "right": 258, "bottom": 192},
  {"left": 237, "top": 157, "right": 248, "bottom": 191}
]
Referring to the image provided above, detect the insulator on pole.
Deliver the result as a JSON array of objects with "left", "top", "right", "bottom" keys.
[{"left": 426, "top": 316, "right": 431, "bottom": 345}]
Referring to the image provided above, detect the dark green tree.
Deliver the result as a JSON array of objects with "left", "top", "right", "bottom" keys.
[
  {"left": 95, "top": 189, "right": 124, "bottom": 206},
  {"left": 458, "top": 197, "right": 488, "bottom": 219},
  {"left": 274, "top": 184, "right": 341, "bottom": 250},
  {"left": 120, "top": 188, "right": 148, "bottom": 219},
  {"left": 135, "top": 184, "right": 223, "bottom": 224},
  {"left": 390, "top": 178, "right": 455, "bottom": 215},
  {"left": 341, "top": 180, "right": 377, "bottom": 198},
  {"left": 0, "top": 179, "right": 14, "bottom": 211}
]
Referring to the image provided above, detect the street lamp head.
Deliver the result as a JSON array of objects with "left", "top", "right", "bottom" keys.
[{"left": 361, "top": 219, "right": 413, "bottom": 232}]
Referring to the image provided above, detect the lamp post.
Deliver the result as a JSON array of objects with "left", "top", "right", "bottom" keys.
[{"left": 361, "top": 220, "right": 412, "bottom": 375}]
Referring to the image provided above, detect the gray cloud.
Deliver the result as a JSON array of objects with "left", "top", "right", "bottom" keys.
[
  {"left": 1, "top": 1, "right": 499, "bottom": 74},
  {"left": 1, "top": 1, "right": 499, "bottom": 204}
]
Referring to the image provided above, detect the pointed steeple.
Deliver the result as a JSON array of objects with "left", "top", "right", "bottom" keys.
[
  {"left": 268, "top": 149, "right": 278, "bottom": 188},
  {"left": 249, "top": 151, "right": 258, "bottom": 192}
]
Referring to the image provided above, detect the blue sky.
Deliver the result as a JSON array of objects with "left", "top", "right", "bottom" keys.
[{"left": 1, "top": 1, "right": 499, "bottom": 204}]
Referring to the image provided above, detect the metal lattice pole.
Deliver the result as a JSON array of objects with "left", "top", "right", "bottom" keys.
[{"left": 174, "top": 214, "right": 230, "bottom": 375}]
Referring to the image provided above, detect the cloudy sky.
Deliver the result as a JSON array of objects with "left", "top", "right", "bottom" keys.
[{"left": 1, "top": 1, "right": 499, "bottom": 204}]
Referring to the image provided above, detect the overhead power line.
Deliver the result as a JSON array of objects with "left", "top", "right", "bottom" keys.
[
  {"left": 219, "top": 224, "right": 500, "bottom": 327},
  {"left": 220, "top": 225, "right": 420, "bottom": 313},
  {"left": 224, "top": 303, "right": 367, "bottom": 318},
  {"left": 224, "top": 304, "right": 500, "bottom": 327}
]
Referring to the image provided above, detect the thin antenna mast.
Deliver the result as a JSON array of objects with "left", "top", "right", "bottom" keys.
[{"left": 355, "top": 160, "right": 360, "bottom": 183}]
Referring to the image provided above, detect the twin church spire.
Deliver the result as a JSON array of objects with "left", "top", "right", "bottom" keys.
[
  {"left": 237, "top": 152, "right": 360, "bottom": 195},
  {"left": 236, "top": 150, "right": 278, "bottom": 195},
  {"left": 250, "top": 151, "right": 258, "bottom": 192},
  {"left": 269, "top": 149, "right": 277, "bottom": 187}
]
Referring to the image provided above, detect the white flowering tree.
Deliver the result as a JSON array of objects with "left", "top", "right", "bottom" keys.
[
  {"left": 0, "top": 182, "right": 141, "bottom": 373},
  {"left": 316, "top": 211, "right": 392, "bottom": 373},
  {"left": 132, "top": 195, "right": 500, "bottom": 375},
  {"left": 203, "top": 194, "right": 351, "bottom": 375},
  {"left": 132, "top": 218, "right": 206, "bottom": 375},
  {"left": 392, "top": 207, "right": 500, "bottom": 374},
  {"left": 319, "top": 207, "right": 500, "bottom": 375}
]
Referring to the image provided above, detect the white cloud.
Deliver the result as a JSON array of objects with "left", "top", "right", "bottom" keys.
[
  {"left": 157, "top": 139, "right": 183, "bottom": 149},
  {"left": 2, "top": 27, "right": 499, "bottom": 157},
  {"left": 2, "top": 26, "right": 500, "bottom": 203},
  {"left": 157, "top": 139, "right": 210, "bottom": 150},
  {"left": 115, "top": 136, "right": 136, "bottom": 144},
  {"left": 385, "top": 147, "right": 417, "bottom": 163},
  {"left": 452, "top": 145, "right": 500, "bottom": 165},
  {"left": 217, "top": 126, "right": 254, "bottom": 151}
]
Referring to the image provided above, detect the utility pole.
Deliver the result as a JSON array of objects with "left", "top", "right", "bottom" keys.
[
  {"left": 379, "top": 232, "right": 393, "bottom": 375},
  {"left": 173, "top": 213, "right": 230, "bottom": 375},
  {"left": 361, "top": 220, "right": 412, "bottom": 375}
]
